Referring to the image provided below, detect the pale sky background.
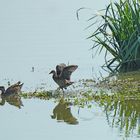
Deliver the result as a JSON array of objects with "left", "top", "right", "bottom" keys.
[{"left": 0, "top": 0, "right": 110, "bottom": 90}]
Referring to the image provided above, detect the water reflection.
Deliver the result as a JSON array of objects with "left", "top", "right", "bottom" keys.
[
  {"left": 100, "top": 99, "right": 140, "bottom": 137},
  {"left": 51, "top": 98, "right": 78, "bottom": 125},
  {"left": 0, "top": 94, "right": 23, "bottom": 109}
]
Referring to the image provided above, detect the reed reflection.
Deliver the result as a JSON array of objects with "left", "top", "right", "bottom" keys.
[{"left": 99, "top": 99, "right": 140, "bottom": 137}]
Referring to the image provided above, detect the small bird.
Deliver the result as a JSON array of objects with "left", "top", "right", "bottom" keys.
[
  {"left": 0, "top": 81, "right": 24, "bottom": 96},
  {"left": 49, "top": 63, "right": 78, "bottom": 90}
]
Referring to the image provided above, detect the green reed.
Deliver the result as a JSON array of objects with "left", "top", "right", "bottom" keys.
[{"left": 86, "top": 0, "right": 140, "bottom": 72}]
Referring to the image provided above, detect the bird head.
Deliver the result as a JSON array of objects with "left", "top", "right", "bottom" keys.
[
  {"left": 0, "top": 86, "right": 5, "bottom": 94},
  {"left": 19, "top": 82, "right": 24, "bottom": 88},
  {"left": 15, "top": 81, "right": 24, "bottom": 89}
]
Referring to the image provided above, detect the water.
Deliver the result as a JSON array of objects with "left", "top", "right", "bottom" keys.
[
  {"left": 1, "top": 97, "right": 140, "bottom": 140},
  {"left": 1, "top": 0, "right": 139, "bottom": 140},
  {"left": 0, "top": 0, "right": 109, "bottom": 91}
]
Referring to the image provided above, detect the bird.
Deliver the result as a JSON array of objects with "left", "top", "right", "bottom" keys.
[
  {"left": 56, "top": 63, "right": 66, "bottom": 76},
  {"left": 0, "top": 81, "right": 24, "bottom": 96},
  {"left": 49, "top": 63, "right": 78, "bottom": 90}
]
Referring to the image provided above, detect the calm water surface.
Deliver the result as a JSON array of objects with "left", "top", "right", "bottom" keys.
[
  {"left": 0, "top": 0, "right": 139, "bottom": 140},
  {"left": 1, "top": 98, "right": 140, "bottom": 140}
]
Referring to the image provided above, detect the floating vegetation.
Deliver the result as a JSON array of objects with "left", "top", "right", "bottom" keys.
[
  {"left": 20, "top": 71, "right": 140, "bottom": 102},
  {"left": 21, "top": 90, "right": 55, "bottom": 100}
]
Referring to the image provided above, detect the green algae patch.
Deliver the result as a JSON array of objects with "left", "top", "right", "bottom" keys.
[
  {"left": 20, "top": 71, "right": 140, "bottom": 108},
  {"left": 21, "top": 91, "right": 54, "bottom": 100}
]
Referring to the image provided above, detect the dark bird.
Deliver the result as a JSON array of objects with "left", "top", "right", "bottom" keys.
[
  {"left": 49, "top": 63, "right": 78, "bottom": 90},
  {"left": 0, "top": 81, "right": 24, "bottom": 96}
]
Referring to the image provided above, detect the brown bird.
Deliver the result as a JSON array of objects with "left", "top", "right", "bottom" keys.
[
  {"left": 49, "top": 63, "right": 78, "bottom": 90},
  {"left": 0, "top": 81, "right": 24, "bottom": 96}
]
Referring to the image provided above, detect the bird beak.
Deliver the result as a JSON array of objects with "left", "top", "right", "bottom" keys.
[
  {"left": 49, "top": 71, "right": 52, "bottom": 74},
  {"left": 49, "top": 70, "right": 55, "bottom": 74}
]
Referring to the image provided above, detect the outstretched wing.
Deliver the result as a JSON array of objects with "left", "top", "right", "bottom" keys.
[
  {"left": 60, "top": 65, "right": 78, "bottom": 80},
  {"left": 56, "top": 63, "right": 66, "bottom": 76}
]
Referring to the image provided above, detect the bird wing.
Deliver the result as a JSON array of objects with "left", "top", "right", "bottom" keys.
[
  {"left": 56, "top": 63, "right": 66, "bottom": 76},
  {"left": 5, "top": 82, "right": 23, "bottom": 94},
  {"left": 60, "top": 65, "right": 78, "bottom": 80}
]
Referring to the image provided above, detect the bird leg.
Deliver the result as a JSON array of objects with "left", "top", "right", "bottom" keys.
[
  {"left": 56, "top": 87, "right": 61, "bottom": 91},
  {"left": 62, "top": 88, "right": 65, "bottom": 97},
  {"left": 56, "top": 87, "right": 65, "bottom": 97}
]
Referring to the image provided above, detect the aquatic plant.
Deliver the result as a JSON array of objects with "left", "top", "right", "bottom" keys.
[
  {"left": 21, "top": 91, "right": 54, "bottom": 100},
  {"left": 79, "top": 0, "right": 140, "bottom": 72}
]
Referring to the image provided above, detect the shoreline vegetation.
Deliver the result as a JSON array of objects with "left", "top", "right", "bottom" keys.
[
  {"left": 21, "top": 71, "right": 140, "bottom": 107},
  {"left": 77, "top": 0, "right": 140, "bottom": 73},
  {"left": 20, "top": 71, "right": 140, "bottom": 136}
]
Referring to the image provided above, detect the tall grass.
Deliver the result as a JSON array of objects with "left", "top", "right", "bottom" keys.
[{"left": 84, "top": 0, "right": 140, "bottom": 72}]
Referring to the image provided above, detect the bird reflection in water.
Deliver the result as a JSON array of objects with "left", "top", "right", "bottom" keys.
[
  {"left": 51, "top": 98, "right": 78, "bottom": 125},
  {"left": 0, "top": 81, "right": 24, "bottom": 109},
  {"left": 0, "top": 93, "right": 23, "bottom": 109}
]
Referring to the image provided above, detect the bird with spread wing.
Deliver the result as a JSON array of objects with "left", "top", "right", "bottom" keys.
[{"left": 49, "top": 63, "right": 78, "bottom": 91}]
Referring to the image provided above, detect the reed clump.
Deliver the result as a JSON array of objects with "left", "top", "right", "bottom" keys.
[{"left": 83, "top": 0, "right": 140, "bottom": 72}]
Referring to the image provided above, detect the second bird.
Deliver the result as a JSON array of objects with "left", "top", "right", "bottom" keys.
[{"left": 49, "top": 63, "right": 78, "bottom": 90}]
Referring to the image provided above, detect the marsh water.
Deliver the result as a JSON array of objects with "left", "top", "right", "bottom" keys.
[{"left": 0, "top": 0, "right": 139, "bottom": 140}]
